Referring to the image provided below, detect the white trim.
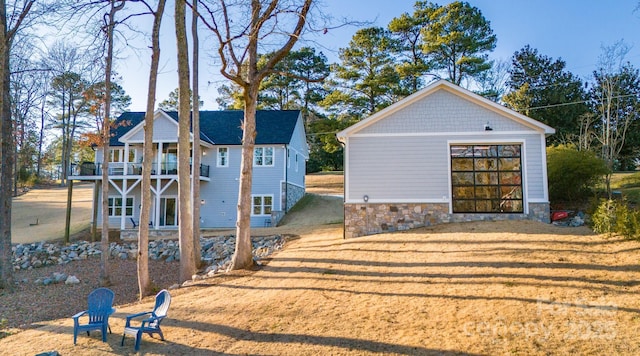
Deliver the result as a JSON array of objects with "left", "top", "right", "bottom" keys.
[
  {"left": 287, "top": 181, "right": 305, "bottom": 190},
  {"left": 336, "top": 80, "right": 555, "bottom": 140},
  {"left": 446, "top": 140, "right": 528, "bottom": 215},
  {"left": 348, "top": 131, "right": 543, "bottom": 138},
  {"left": 540, "top": 135, "right": 550, "bottom": 202},
  {"left": 253, "top": 146, "right": 275, "bottom": 167},
  {"left": 119, "top": 110, "right": 174, "bottom": 143},
  {"left": 251, "top": 194, "right": 274, "bottom": 216},
  {"left": 344, "top": 198, "right": 448, "bottom": 204},
  {"left": 528, "top": 199, "right": 550, "bottom": 203},
  {"left": 107, "top": 195, "right": 135, "bottom": 217},
  {"left": 158, "top": 195, "right": 179, "bottom": 227},
  {"left": 343, "top": 136, "right": 350, "bottom": 202},
  {"left": 216, "top": 147, "right": 229, "bottom": 167}
]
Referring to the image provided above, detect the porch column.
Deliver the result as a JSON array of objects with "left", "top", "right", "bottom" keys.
[
  {"left": 124, "top": 143, "right": 130, "bottom": 176},
  {"left": 120, "top": 178, "right": 128, "bottom": 230}
]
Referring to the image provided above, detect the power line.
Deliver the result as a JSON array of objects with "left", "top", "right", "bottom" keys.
[{"left": 526, "top": 93, "right": 640, "bottom": 111}]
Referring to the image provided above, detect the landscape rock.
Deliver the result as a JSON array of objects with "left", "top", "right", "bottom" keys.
[
  {"left": 65, "top": 276, "right": 80, "bottom": 285},
  {"left": 9, "top": 234, "right": 286, "bottom": 283}
]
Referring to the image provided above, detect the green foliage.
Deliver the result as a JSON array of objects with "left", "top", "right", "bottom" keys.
[
  {"left": 546, "top": 145, "right": 608, "bottom": 204},
  {"left": 388, "top": 7, "right": 434, "bottom": 94},
  {"left": 503, "top": 45, "right": 589, "bottom": 144},
  {"left": 591, "top": 199, "right": 640, "bottom": 240},
  {"left": 259, "top": 47, "right": 329, "bottom": 112},
  {"left": 158, "top": 87, "right": 203, "bottom": 111},
  {"left": 421, "top": 1, "right": 497, "bottom": 85},
  {"left": 216, "top": 82, "right": 245, "bottom": 110},
  {"left": 590, "top": 60, "right": 640, "bottom": 172},
  {"left": 306, "top": 117, "right": 354, "bottom": 173},
  {"left": 322, "top": 27, "right": 400, "bottom": 120}
]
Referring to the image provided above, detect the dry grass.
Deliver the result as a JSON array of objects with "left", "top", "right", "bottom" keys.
[
  {"left": 1, "top": 220, "right": 640, "bottom": 355},
  {"left": 3, "top": 174, "right": 640, "bottom": 355},
  {"left": 11, "top": 183, "right": 94, "bottom": 243},
  {"left": 305, "top": 172, "right": 343, "bottom": 195}
]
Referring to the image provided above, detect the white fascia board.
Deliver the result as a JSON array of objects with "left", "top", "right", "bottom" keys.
[{"left": 336, "top": 80, "right": 556, "bottom": 139}]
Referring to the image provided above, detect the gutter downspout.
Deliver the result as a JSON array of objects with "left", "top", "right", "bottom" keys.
[
  {"left": 284, "top": 145, "right": 288, "bottom": 213},
  {"left": 336, "top": 134, "right": 346, "bottom": 239}
]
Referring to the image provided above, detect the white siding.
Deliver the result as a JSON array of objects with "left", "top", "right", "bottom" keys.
[
  {"left": 358, "top": 89, "right": 532, "bottom": 134},
  {"left": 346, "top": 133, "right": 548, "bottom": 204},
  {"left": 286, "top": 115, "right": 307, "bottom": 187},
  {"left": 347, "top": 136, "right": 450, "bottom": 202},
  {"left": 126, "top": 115, "right": 179, "bottom": 142}
]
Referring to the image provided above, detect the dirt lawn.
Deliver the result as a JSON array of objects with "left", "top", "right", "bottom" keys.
[
  {"left": 1, "top": 218, "right": 640, "bottom": 355},
  {"left": 11, "top": 183, "right": 94, "bottom": 243}
]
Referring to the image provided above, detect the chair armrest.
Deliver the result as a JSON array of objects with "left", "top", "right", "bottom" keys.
[
  {"left": 72, "top": 310, "right": 87, "bottom": 320},
  {"left": 125, "top": 311, "right": 152, "bottom": 327}
]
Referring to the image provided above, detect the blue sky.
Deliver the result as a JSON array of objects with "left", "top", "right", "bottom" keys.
[{"left": 121, "top": 0, "right": 640, "bottom": 111}]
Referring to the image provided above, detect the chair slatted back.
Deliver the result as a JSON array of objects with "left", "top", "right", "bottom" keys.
[
  {"left": 87, "top": 288, "right": 115, "bottom": 324},
  {"left": 149, "top": 290, "right": 171, "bottom": 328}
]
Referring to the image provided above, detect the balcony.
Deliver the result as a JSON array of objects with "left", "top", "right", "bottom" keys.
[{"left": 71, "top": 162, "right": 210, "bottom": 178}]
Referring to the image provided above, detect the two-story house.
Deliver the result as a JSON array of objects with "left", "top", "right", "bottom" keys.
[{"left": 70, "top": 109, "right": 308, "bottom": 231}]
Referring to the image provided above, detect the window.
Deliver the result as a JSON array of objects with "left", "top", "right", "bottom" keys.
[
  {"left": 108, "top": 196, "right": 134, "bottom": 217},
  {"left": 217, "top": 147, "right": 228, "bottom": 167},
  {"left": 450, "top": 144, "right": 523, "bottom": 213},
  {"left": 109, "top": 149, "right": 135, "bottom": 162},
  {"left": 252, "top": 195, "right": 273, "bottom": 216},
  {"left": 254, "top": 147, "right": 274, "bottom": 166}
]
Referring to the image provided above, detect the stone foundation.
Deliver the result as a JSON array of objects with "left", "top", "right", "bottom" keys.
[
  {"left": 285, "top": 183, "right": 305, "bottom": 211},
  {"left": 344, "top": 202, "right": 551, "bottom": 238},
  {"left": 120, "top": 229, "right": 178, "bottom": 241}
]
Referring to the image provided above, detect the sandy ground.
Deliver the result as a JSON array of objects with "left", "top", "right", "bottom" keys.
[
  {"left": 305, "top": 172, "right": 343, "bottom": 196},
  {"left": 3, "top": 174, "right": 640, "bottom": 355},
  {"left": 1, "top": 219, "right": 639, "bottom": 355},
  {"left": 11, "top": 183, "right": 94, "bottom": 243}
]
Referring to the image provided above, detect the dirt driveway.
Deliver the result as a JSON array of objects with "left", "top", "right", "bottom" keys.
[{"left": 1, "top": 220, "right": 639, "bottom": 355}]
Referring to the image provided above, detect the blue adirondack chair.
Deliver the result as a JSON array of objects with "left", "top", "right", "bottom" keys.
[
  {"left": 121, "top": 289, "right": 171, "bottom": 351},
  {"left": 72, "top": 288, "right": 116, "bottom": 344}
]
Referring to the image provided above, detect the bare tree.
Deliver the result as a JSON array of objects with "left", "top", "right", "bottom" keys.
[
  {"left": 191, "top": 0, "right": 202, "bottom": 268},
  {"left": 198, "top": 0, "right": 313, "bottom": 270},
  {"left": 592, "top": 41, "right": 640, "bottom": 197},
  {"left": 98, "top": 0, "right": 125, "bottom": 286},
  {"left": 176, "top": 0, "right": 195, "bottom": 282},
  {"left": 0, "top": 0, "right": 36, "bottom": 290},
  {"left": 138, "top": 0, "right": 166, "bottom": 299}
]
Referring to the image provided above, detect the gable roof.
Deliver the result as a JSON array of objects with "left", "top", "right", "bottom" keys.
[
  {"left": 111, "top": 110, "right": 301, "bottom": 146},
  {"left": 336, "top": 80, "right": 555, "bottom": 140}
]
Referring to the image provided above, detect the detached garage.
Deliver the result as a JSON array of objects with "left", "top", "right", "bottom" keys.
[{"left": 336, "top": 80, "right": 555, "bottom": 238}]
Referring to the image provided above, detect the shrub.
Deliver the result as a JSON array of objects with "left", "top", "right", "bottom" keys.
[
  {"left": 547, "top": 145, "right": 608, "bottom": 205},
  {"left": 591, "top": 198, "right": 640, "bottom": 240}
]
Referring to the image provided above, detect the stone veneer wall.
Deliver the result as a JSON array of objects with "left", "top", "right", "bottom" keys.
[
  {"left": 121, "top": 229, "right": 178, "bottom": 241},
  {"left": 344, "top": 202, "right": 551, "bottom": 238},
  {"left": 285, "top": 183, "right": 306, "bottom": 211}
]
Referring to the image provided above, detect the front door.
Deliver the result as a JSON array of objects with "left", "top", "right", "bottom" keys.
[{"left": 159, "top": 197, "right": 178, "bottom": 227}]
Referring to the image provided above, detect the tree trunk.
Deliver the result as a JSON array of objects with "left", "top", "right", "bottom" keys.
[
  {"left": 175, "top": 0, "right": 195, "bottom": 283},
  {"left": 191, "top": 0, "right": 202, "bottom": 268},
  {"left": 138, "top": 0, "right": 165, "bottom": 300},
  {"left": 64, "top": 179, "right": 73, "bottom": 243},
  {"left": 231, "top": 85, "right": 259, "bottom": 270},
  {"left": 99, "top": 0, "right": 124, "bottom": 287},
  {"left": 37, "top": 89, "right": 45, "bottom": 177},
  {"left": 0, "top": 0, "right": 13, "bottom": 290}
]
